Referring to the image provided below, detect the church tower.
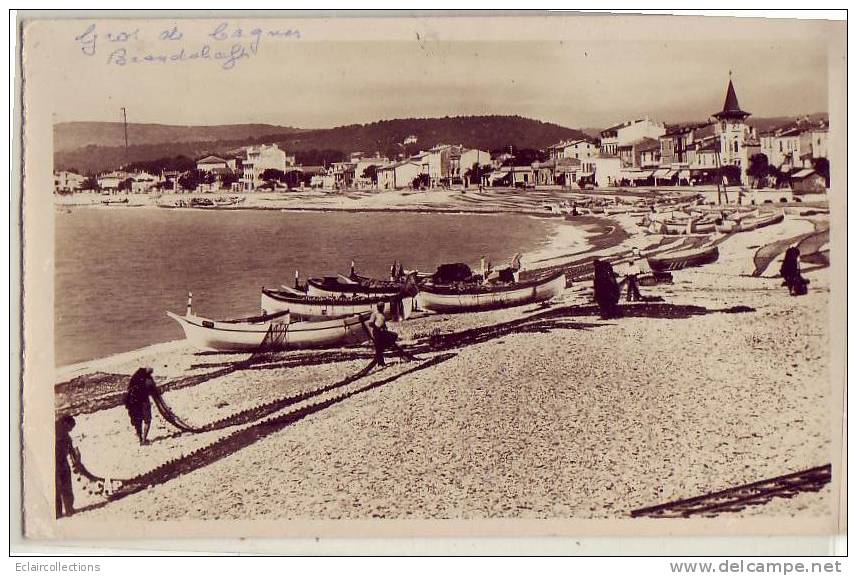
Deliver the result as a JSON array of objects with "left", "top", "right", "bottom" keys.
[{"left": 713, "top": 73, "right": 753, "bottom": 183}]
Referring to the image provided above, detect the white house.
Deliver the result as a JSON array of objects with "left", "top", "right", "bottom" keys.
[
  {"left": 54, "top": 171, "right": 86, "bottom": 193},
  {"left": 240, "top": 144, "right": 290, "bottom": 191},
  {"left": 593, "top": 157, "right": 623, "bottom": 188},
  {"left": 354, "top": 157, "right": 388, "bottom": 189},
  {"left": 413, "top": 144, "right": 455, "bottom": 186},
  {"left": 196, "top": 155, "right": 230, "bottom": 172},
  {"left": 761, "top": 119, "right": 828, "bottom": 172},
  {"left": 97, "top": 171, "right": 128, "bottom": 192},
  {"left": 600, "top": 117, "right": 666, "bottom": 157},
  {"left": 377, "top": 160, "right": 424, "bottom": 190},
  {"left": 131, "top": 172, "right": 160, "bottom": 194},
  {"left": 548, "top": 138, "right": 599, "bottom": 161}
]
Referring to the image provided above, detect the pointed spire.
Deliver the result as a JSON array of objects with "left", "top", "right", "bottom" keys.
[{"left": 714, "top": 74, "right": 750, "bottom": 120}]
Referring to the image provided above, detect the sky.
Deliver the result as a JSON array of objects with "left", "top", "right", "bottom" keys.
[{"left": 28, "top": 14, "right": 839, "bottom": 130}]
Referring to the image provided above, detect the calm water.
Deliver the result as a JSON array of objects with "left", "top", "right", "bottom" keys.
[{"left": 55, "top": 207, "right": 559, "bottom": 366}]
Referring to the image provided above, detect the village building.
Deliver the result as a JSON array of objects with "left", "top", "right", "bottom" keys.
[
  {"left": 592, "top": 157, "right": 622, "bottom": 188},
  {"left": 54, "top": 171, "right": 87, "bottom": 193},
  {"left": 532, "top": 157, "right": 583, "bottom": 187},
  {"left": 240, "top": 144, "right": 291, "bottom": 191},
  {"left": 491, "top": 152, "right": 515, "bottom": 168},
  {"left": 96, "top": 171, "right": 129, "bottom": 192},
  {"left": 790, "top": 168, "right": 827, "bottom": 194},
  {"left": 298, "top": 166, "right": 326, "bottom": 189},
  {"left": 710, "top": 75, "right": 756, "bottom": 185},
  {"left": 451, "top": 147, "right": 491, "bottom": 185},
  {"left": 599, "top": 117, "right": 666, "bottom": 157},
  {"left": 353, "top": 157, "right": 388, "bottom": 189},
  {"left": 547, "top": 138, "right": 599, "bottom": 161},
  {"left": 130, "top": 172, "right": 160, "bottom": 194},
  {"left": 377, "top": 160, "right": 424, "bottom": 190},
  {"left": 196, "top": 155, "right": 230, "bottom": 172},
  {"left": 411, "top": 144, "right": 455, "bottom": 187},
  {"left": 483, "top": 165, "right": 535, "bottom": 188},
  {"left": 760, "top": 118, "right": 829, "bottom": 172}
]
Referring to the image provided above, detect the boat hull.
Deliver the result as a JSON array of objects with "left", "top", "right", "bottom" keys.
[
  {"left": 647, "top": 245, "right": 719, "bottom": 272},
  {"left": 306, "top": 275, "right": 402, "bottom": 297},
  {"left": 261, "top": 289, "right": 415, "bottom": 320},
  {"left": 167, "top": 311, "right": 369, "bottom": 351},
  {"left": 418, "top": 272, "right": 566, "bottom": 313}
]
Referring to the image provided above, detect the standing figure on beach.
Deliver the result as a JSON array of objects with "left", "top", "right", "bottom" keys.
[
  {"left": 55, "top": 415, "right": 79, "bottom": 518},
  {"left": 369, "top": 303, "right": 388, "bottom": 367},
  {"left": 124, "top": 366, "right": 158, "bottom": 445},
  {"left": 625, "top": 258, "right": 643, "bottom": 302},
  {"left": 593, "top": 259, "right": 621, "bottom": 319},
  {"left": 780, "top": 247, "right": 809, "bottom": 296}
]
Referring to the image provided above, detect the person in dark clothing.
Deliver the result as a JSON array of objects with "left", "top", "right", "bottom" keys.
[
  {"left": 780, "top": 247, "right": 808, "bottom": 296},
  {"left": 124, "top": 366, "right": 158, "bottom": 445},
  {"left": 55, "top": 415, "right": 79, "bottom": 518},
  {"left": 593, "top": 259, "right": 622, "bottom": 319}
]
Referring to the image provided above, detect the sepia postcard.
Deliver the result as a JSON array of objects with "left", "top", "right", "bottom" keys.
[{"left": 15, "top": 11, "right": 846, "bottom": 547}]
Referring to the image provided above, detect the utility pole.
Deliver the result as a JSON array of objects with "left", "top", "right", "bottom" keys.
[{"left": 121, "top": 107, "right": 129, "bottom": 167}]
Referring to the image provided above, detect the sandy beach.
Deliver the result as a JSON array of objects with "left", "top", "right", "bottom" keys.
[{"left": 55, "top": 204, "right": 834, "bottom": 522}]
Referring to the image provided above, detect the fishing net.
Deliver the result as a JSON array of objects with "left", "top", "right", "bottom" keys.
[{"left": 147, "top": 321, "right": 294, "bottom": 434}]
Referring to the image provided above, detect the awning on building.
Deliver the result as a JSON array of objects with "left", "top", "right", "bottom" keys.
[
  {"left": 653, "top": 168, "right": 671, "bottom": 178},
  {"left": 634, "top": 170, "right": 654, "bottom": 180},
  {"left": 578, "top": 171, "right": 594, "bottom": 177}
]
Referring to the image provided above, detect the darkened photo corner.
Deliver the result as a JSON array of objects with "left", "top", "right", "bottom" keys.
[{"left": 20, "top": 13, "right": 844, "bottom": 538}]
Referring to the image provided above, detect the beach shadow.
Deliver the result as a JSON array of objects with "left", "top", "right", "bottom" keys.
[
  {"left": 411, "top": 302, "right": 755, "bottom": 354},
  {"left": 71, "top": 352, "right": 457, "bottom": 517}
]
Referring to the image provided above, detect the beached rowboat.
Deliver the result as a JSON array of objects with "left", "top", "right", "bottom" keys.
[
  {"left": 167, "top": 310, "right": 369, "bottom": 351},
  {"left": 647, "top": 245, "right": 719, "bottom": 272},
  {"left": 306, "top": 275, "right": 403, "bottom": 297},
  {"left": 738, "top": 211, "right": 784, "bottom": 232},
  {"left": 418, "top": 271, "right": 566, "bottom": 313},
  {"left": 261, "top": 288, "right": 415, "bottom": 320}
]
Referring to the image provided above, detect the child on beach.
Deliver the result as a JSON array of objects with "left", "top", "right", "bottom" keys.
[{"left": 124, "top": 366, "right": 158, "bottom": 445}]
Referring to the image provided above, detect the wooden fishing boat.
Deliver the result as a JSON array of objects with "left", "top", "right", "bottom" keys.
[
  {"left": 647, "top": 244, "right": 719, "bottom": 272},
  {"left": 166, "top": 309, "right": 369, "bottom": 351},
  {"left": 306, "top": 275, "right": 402, "bottom": 297},
  {"left": 715, "top": 219, "right": 738, "bottom": 233},
  {"left": 739, "top": 211, "right": 784, "bottom": 232},
  {"left": 261, "top": 288, "right": 415, "bottom": 320},
  {"left": 603, "top": 205, "right": 633, "bottom": 215},
  {"left": 418, "top": 271, "right": 566, "bottom": 313}
]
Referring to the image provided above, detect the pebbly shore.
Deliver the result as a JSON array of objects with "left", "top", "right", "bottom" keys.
[{"left": 57, "top": 210, "right": 834, "bottom": 522}]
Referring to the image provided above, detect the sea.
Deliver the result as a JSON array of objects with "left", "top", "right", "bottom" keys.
[{"left": 55, "top": 207, "right": 566, "bottom": 367}]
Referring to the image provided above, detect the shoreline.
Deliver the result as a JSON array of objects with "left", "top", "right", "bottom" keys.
[{"left": 55, "top": 209, "right": 627, "bottom": 375}]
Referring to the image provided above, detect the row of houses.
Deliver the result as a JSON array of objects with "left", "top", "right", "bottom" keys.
[
  {"left": 307, "top": 146, "right": 495, "bottom": 191},
  {"left": 54, "top": 78, "right": 830, "bottom": 196},
  {"left": 54, "top": 143, "right": 299, "bottom": 194},
  {"left": 576, "top": 79, "right": 829, "bottom": 190}
]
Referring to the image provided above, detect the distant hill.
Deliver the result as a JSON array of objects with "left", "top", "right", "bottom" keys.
[
  {"left": 53, "top": 122, "right": 305, "bottom": 153},
  {"left": 54, "top": 116, "right": 589, "bottom": 174}
]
